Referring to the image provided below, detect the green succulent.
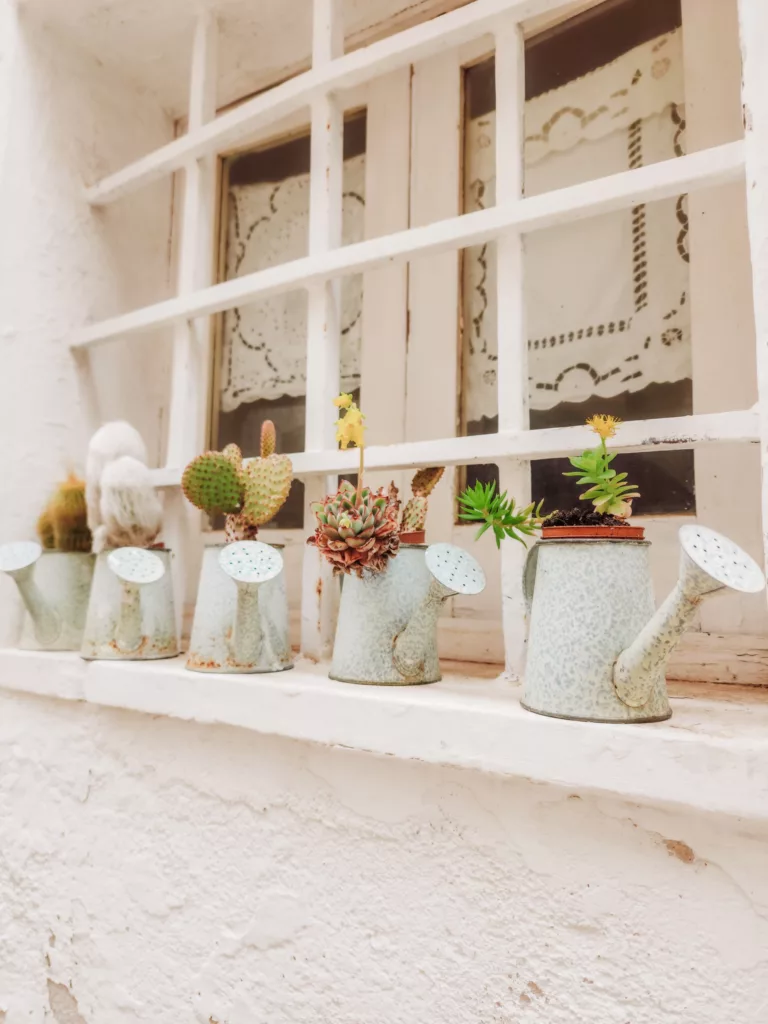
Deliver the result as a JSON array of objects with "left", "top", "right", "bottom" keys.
[
  {"left": 458, "top": 480, "right": 544, "bottom": 548},
  {"left": 564, "top": 427, "right": 640, "bottom": 518}
]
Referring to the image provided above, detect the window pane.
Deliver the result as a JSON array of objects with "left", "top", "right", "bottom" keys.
[
  {"left": 460, "top": 0, "right": 696, "bottom": 516},
  {"left": 214, "top": 112, "right": 366, "bottom": 528}
]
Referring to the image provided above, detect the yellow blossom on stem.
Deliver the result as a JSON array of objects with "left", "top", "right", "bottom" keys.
[
  {"left": 586, "top": 414, "right": 620, "bottom": 441},
  {"left": 333, "top": 393, "right": 354, "bottom": 410},
  {"left": 335, "top": 405, "right": 366, "bottom": 450}
]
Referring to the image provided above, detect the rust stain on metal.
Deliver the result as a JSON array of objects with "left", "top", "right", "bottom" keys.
[
  {"left": 316, "top": 577, "right": 323, "bottom": 599},
  {"left": 185, "top": 653, "right": 223, "bottom": 671},
  {"left": 663, "top": 838, "right": 696, "bottom": 864}
]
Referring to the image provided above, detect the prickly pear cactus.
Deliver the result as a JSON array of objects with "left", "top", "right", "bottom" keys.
[
  {"left": 225, "top": 513, "right": 260, "bottom": 543},
  {"left": 241, "top": 453, "right": 293, "bottom": 527},
  {"left": 222, "top": 443, "right": 243, "bottom": 470},
  {"left": 182, "top": 451, "right": 243, "bottom": 516},
  {"left": 400, "top": 495, "right": 428, "bottom": 533},
  {"left": 260, "top": 420, "right": 276, "bottom": 459},
  {"left": 411, "top": 466, "right": 444, "bottom": 497},
  {"left": 400, "top": 466, "right": 444, "bottom": 535}
]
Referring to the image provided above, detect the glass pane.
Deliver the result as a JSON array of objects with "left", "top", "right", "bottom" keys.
[
  {"left": 214, "top": 112, "right": 367, "bottom": 528},
  {"left": 460, "top": 0, "right": 696, "bottom": 516}
]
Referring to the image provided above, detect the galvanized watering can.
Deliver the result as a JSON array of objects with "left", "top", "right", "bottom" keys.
[
  {"left": 330, "top": 542, "right": 486, "bottom": 685},
  {"left": 187, "top": 541, "right": 293, "bottom": 673},
  {"left": 522, "top": 525, "right": 765, "bottom": 723},
  {"left": 81, "top": 547, "right": 179, "bottom": 660},
  {"left": 0, "top": 541, "right": 95, "bottom": 650}
]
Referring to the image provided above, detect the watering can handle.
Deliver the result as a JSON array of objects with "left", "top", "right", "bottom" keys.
[{"left": 523, "top": 544, "right": 539, "bottom": 619}]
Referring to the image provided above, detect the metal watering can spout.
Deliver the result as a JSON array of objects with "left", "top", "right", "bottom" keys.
[
  {"left": 107, "top": 547, "right": 166, "bottom": 654},
  {"left": 393, "top": 543, "right": 486, "bottom": 680},
  {"left": 0, "top": 541, "right": 61, "bottom": 646},
  {"left": 219, "top": 541, "right": 284, "bottom": 666},
  {"left": 613, "top": 525, "right": 765, "bottom": 707}
]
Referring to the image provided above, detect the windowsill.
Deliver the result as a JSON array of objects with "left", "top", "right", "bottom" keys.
[{"left": 0, "top": 647, "right": 767, "bottom": 821}]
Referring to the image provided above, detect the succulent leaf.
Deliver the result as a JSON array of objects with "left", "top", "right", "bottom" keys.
[{"left": 182, "top": 451, "right": 243, "bottom": 516}]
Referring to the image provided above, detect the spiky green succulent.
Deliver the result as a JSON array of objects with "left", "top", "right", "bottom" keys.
[
  {"left": 181, "top": 423, "right": 293, "bottom": 539},
  {"left": 309, "top": 480, "right": 401, "bottom": 576},
  {"left": 400, "top": 466, "right": 444, "bottom": 535},
  {"left": 458, "top": 480, "right": 544, "bottom": 548}
]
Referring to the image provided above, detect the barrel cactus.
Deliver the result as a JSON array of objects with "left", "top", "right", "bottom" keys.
[
  {"left": 181, "top": 422, "right": 292, "bottom": 540},
  {"left": 37, "top": 473, "right": 92, "bottom": 553},
  {"left": 308, "top": 480, "right": 401, "bottom": 577},
  {"left": 400, "top": 466, "right": 445, "bottom": 535}
]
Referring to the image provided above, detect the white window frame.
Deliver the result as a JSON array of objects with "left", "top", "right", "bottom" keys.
[{"left": 71, "top": 0, "right": 768, "bottom": 677}]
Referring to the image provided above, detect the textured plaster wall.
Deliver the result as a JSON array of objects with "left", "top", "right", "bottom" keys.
[
  {"left": 0, "top": 2, "right": 174, "bottom": 645},
  {"left": 0, "top": 691, "right": 767, "bottom": 1023}
]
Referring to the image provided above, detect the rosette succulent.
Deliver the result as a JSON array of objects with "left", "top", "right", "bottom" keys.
[{"left": 309, "top": 480, "right": 401, "bottom": 577}]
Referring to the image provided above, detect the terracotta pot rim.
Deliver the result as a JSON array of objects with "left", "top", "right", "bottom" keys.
[
  {"left": 399, "top": 531, "right": 426, "bottom": 545},
  {"left": 541, "top": 525, "right": 645, "bottom": 540}
]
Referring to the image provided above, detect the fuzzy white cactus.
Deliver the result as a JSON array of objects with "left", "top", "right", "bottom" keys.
[{"left": 85, "top": 422, "right": 162, "bottom": 552}]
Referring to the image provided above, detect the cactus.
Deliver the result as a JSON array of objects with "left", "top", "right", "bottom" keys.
[
  {"left": 260, "top": 421, "right": 276, "bottom": 458},
  {"left": 37, "top": 473, "right": 92, "bottom": 552},
  {"left": 99, "top": 456, "right": 163, "bottom": 550},
  {"left": 181, "top": 423, "right": 293, "bottom": 540},
  {"left": 242, "top": 452, "right": 293, "bottom": 528},
  {"left": 36, "top": 509, "right": 55, "bottom": 550},
  {"left": 182, "top": 449, "right": 243, "bottom": 517},
  {"left": 400, "top": 467, "right": 444, "bottom": 535}
]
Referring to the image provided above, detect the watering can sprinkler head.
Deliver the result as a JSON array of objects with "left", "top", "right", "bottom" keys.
[
  {"left": 614, "top": 525, "right": 765, "bottom": 708},
  {"left": 424, "top": 543, "right": 486, "bottom": 599},
  {"left": 219, "top": 541, "right": 283, "bottom": 587},
  {"left": 107, "top": 547, "right": 166, "bottom": 586},
  {"left": 393, "top": 543, "right": 486, "bottom": 680},
  {"left": 0, "top": 541, "right": 43, "bottom": 577},
  {"left": 677, "top": 524, "right": 765, "bottom": 598},
  {"left": 219, "top": 541, "right": 284, "bottom": 666},
  {"left": 107, "top": 547, "right": 166, "bottom": 654},
  {"left": 0, "top": 540, "right": 61, "bottom": 646}
]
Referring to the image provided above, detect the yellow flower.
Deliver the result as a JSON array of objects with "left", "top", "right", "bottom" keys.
[
  {"left": 586, "top": 414, "right": 620, "bottom": 440},
  {"left": 333, "top": 393, "right": 353, "bottom": 410},
  {"left": 336, "top": 405, "right": 366, "bottom": 449}
]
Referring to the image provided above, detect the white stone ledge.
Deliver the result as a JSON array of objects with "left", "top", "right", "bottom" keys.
[{"left": 1, "top": 648, "right": 767, "bottom": 821}]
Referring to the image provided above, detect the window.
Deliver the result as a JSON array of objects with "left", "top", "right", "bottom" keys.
[
  {"left": 71, "top": 0, "right": 766, "bottom": 677},
  {"left": 212, "top": 112, "right": 367, "bottom": 529},
  {"left": 461, "top": 0, "right": 695, "bottom": 515}
]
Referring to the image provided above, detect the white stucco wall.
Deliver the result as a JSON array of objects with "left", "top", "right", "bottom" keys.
[
  {"left": 0, "top": 2, "right": 174, "bottom": 645},
  {"left": 0, "top": 690, "right": 767, "bottom": 1024},
  {"left": 1, "top": 4, "right": 768, "bottom": 1023}
]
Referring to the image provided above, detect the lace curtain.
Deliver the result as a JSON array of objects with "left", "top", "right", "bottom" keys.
[
  {"left": 219, "top": 154, "right": 365, "bottom": 414},
  {"left": 463, "top": 29, "right": 689, "bottom": 421}
]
